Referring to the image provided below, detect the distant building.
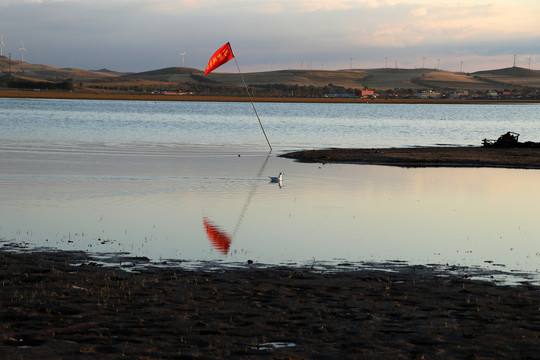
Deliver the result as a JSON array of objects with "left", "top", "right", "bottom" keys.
[
  {"left": 486, "top": 91, "right": 499, "bottom": 99},
  {"left": 324, "top": 93, "right": 357, "bottom": 98},
  {"left": 446, "top": 90, "right": 469, "bottom": 99},
  {"left": 354, "top": 89, "right": 376, "bottom": 98},
  {"left": 415, "top": 90, "right": 442, "bottom": 99}
]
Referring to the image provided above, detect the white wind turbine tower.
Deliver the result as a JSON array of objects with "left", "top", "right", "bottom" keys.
[
  {"left": 0, "top": 34, "right": 5, "bottom": 57},
  {"left": 179, "top": 51, "right": 185, "bottom": 67},
  {"left": 18, "top": 42, "right": 27, "bottom": 61}
]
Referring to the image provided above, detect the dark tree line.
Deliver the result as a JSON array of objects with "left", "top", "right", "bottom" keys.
[
  {"left": 85, "top": 80, "right": 355, "bottom": 98},
  {"left": 0, "top": 75, "right": 74, "bottom": 91}
]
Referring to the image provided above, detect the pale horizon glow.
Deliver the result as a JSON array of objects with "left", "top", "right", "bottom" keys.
[{"left": 0, "top": 0, "right": 539, "bottom": 73}]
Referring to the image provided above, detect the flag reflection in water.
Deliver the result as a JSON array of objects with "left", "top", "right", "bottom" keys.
[
  {"left": 202, "top": 153, "right": 271, "bottom": 255},
  {"left": 202, "top": 217, "right": 231, "bottom": 255}
]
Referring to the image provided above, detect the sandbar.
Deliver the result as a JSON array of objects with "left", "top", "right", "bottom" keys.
[{"left": 282, "top": 146, "right": 540, "bottom": 169}]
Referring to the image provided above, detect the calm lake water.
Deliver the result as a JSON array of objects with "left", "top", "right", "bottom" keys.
[{"left": 1, "top": 98, "right": 539, "bottom": 283}]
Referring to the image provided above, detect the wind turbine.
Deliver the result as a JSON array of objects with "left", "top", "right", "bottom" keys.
[
  {"left": 18, "top": 42, "right": 27, "bottom": 62},
  {"left": 0, "top": 34, "right": 5, "bottom": 57},
  {"left": 179, "top": 51, "right": 185, "bottom": 67}
]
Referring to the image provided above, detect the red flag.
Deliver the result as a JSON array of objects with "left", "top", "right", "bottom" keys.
[{"left": 204, "top": 42, "right": 235, "bottom": 76}]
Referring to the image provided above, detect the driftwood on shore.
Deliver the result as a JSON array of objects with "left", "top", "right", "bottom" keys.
[{"left": 482, "top": 131, "right": 540, "bottom": 149}]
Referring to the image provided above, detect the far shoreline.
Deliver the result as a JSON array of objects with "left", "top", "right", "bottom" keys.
[{"left": 2, "top": 89, "right": 540, "bottom": 104}]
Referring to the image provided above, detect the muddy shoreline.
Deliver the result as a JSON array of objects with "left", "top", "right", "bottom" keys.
[
  {"left": 282, "top": 146, "right": 540, "bottom": 169},
  {"left": 0, "top": 249, "right": 538, "bottom": 359}
]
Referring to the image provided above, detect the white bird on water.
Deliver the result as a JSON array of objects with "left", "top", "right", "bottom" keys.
[{"left": 269, "top": 172, "right": 283, "bottom": 183}]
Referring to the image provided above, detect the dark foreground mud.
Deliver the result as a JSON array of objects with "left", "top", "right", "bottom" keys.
[
  {"left": 282, "top": 147, "right": 540, "bottom": 169},
  {"left": 0, "top": 250, "right": 538, "bottom": 359}
]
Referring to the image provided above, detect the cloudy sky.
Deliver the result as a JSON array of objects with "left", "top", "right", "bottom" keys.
[{"left": 1, "top": 0, "right": 539, "bottom": 73}]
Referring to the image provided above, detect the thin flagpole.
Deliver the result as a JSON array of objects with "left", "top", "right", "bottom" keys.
[{"left": 232, "top": 57, "right": 272, "bottom": 151}]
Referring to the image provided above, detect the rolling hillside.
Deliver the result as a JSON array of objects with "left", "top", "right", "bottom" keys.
[
  {"left": 0, "top": 56, "right": 124, "bottom": 81},
  {"left": 2, "top": 55, "right": 539, "bottom": 91},
  {"left": 122, "top": 66, "right": 540, "bottom": 90},
  {"left": 472, "top": 67, "right": 540, "bottom": 87}
]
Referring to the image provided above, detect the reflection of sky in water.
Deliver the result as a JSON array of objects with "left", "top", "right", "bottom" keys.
[
  {"left": 1, "top": 98, "right": 540, "bottom": 283},
  {"left": 2, "top": 99, "right": 540, "bottom": 149},
  {"left": 1, "top": 142, "right": 539, "bottom": 282}
]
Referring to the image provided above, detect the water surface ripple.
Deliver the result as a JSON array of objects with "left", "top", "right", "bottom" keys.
[{"left": 1, "top": 98, "right": 539, "bottom": 284}]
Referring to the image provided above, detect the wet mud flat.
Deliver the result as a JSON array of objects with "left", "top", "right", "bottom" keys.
[
  {"left": 0, "top": 250, "right": 538, "bottom": 359},
  {"left": 282, "top": 147, "right": 540, "bottom": 169}
]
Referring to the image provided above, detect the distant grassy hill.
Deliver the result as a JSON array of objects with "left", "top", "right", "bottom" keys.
[
  {"left": 0, "top": 56, "right": 124, "bottom": 81},
  {"left": 472, "top": 67, "right": 540, "bottom": 88},
  {"left": 122, "top": 66, "right": 540, "bottom": 90},
  {"left": 206, "top": 69, "right": 371, "bottom": 88},
  {"left": 122, "top": 67, "right": 202, "bottom": 82},
  {"left": 2, "top": 55, "right": 539, "bottom": 91},
  {"left": 123, "top": 67, "right": 432, "bottom": 89}
]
